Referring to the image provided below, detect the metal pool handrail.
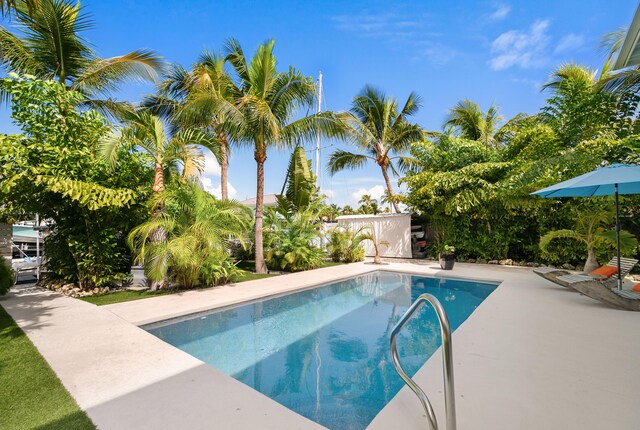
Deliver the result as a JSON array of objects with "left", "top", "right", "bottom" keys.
[{"left": 389, "top": 293, "right": 457, "bottom": 430}]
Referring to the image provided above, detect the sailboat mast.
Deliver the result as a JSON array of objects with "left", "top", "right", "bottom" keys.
[{"left": 315, "top": 71, "right": 323, "bottom": 185}]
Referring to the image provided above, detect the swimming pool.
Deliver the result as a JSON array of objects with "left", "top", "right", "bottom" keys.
[{"left": 146, "top": 271, "right": 497, "bottom": 429}]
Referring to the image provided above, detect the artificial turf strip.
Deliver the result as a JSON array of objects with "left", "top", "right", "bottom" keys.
[
  {"left": 79, "top": 271, "right": 276, "bottom": 306},
  {"left": 0, "top": 304, "right": 96, "bottom": 430}
]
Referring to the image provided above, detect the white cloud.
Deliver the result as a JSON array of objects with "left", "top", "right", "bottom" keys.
[
  {"left": 201, "top": 177, "right": 237, "bottom": 199},
  {"left": 331, "top": 11, "right": 453, "bottom": 66},
  {"left": 331, "top": 12, "right": 422, "bottom": 35},
  {"left": 352, "top": 185, "right": 386, "bottom": 206},
  {"left": 320, "top": 188, "right": 335, "bottom": 198},
  {"left": 489, "top": 20, "right": 551, "bottom": 70},
  {"left": 487, "top": 4, "right": 511, "bottom": 21},
  {"left": 203, "top": 152, "right": 221, "bottom": 177},
  {"left": 412, "top": 41, "right": 457, "bottom": 65},
  {"left": 554, "top": 33, "right": 584, "bottom": 55}
]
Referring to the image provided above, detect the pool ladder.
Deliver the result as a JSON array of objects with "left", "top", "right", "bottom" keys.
[{"left": 390, "top": 294, "right": 456, "bottom": 430}]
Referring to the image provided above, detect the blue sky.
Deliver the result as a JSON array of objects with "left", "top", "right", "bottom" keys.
[{"left": 1, "top": 0, "right": 636, "bottom": 207}]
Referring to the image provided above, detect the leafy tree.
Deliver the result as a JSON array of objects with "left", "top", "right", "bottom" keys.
[
  {"left": 0, "top": 0, "right": 163, "bottom": 109},
  {"left": 443, "top": 99, "right": 503, "bottom": 147},
  {"left": 541, "top": 63, "right": 639, "bottom": 146},
  {"left": 222, "top": 38, "right": 346, "bottom": 273},
  {"left": 128, "top": 181, "right": 252, "bottom": 288},
  {"left": 328, "top": 86, "right": 423, "bottom": 213},
  {"left": 0, "top": 75, "right": 150, "bottom": 288}
]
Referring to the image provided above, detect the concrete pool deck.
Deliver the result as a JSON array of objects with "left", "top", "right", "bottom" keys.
[{"left": 1, "top": 261, "right": 639, "bottom": 429}]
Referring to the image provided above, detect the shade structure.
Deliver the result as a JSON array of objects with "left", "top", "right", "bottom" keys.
[{"left": 532, "top": 163, "right": 640, "bottom": 290}]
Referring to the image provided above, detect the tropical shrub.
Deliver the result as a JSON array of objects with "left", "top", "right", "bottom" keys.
[
  {"left": 264, "top": 205, "right": 325, "bottom": 272},
  {"left": 0, "top": 76, "right": 151, "bottom": 289},
  {"left": 0, "top": 258, "right": 13, "bottom": 295},
  {"left": 327, "top": 226, "right": 367, "bottom": 263},
  {"left": 128, "top": 181, "right": 251, "bottom": 288}
]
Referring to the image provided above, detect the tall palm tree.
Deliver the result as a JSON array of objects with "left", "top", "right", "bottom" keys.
[
  {"left": 222, "top": 38, "right": 346, "bottom": 274},
  {"left": 443, "top": 99, "right": 503, "bottom": 148},
  {"left": 145, "top": 51, "right": 238, "bottom": 199},
  {"left": 328, "top": 86, "right": 423, "bottom": 214},
  {"left": 0, "top": 0, "right": 163, "bottom": 106}
]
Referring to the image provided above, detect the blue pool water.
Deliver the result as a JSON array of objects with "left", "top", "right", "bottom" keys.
[{"left": 146, "top": 271, "right": 497, "bottom": 429}]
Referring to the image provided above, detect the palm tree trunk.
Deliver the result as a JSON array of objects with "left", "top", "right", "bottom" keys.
[
  {"left": 149, "top": 162, "right": 166, "bottom": 291},
  {"left": 380, "top": 166, "right": 401, "bottom": 214},
  {"left": 152, "top": 163, "right": 164, "bottom": 193},
  {"left": 254, "top": 150, "right": 268, "bottom": 274},
  {"left": 220, "top": 135, "right": 228, "bottom": 200},
  {"left": 584, "top": 247, "right": 599, "bottom": 273}
]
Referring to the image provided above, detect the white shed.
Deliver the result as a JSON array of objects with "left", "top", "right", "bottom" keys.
[{"left": 336, "top": 213, "right": 412, "bottom": 259}]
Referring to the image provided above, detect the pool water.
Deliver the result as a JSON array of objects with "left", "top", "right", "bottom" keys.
[{"left": 146, "top": 271, "right": 497, "bottom": 429}]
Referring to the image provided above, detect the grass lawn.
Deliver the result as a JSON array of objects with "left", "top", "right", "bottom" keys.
[{"left": 0, "top": 304, "right": 95, "bottom": 430}]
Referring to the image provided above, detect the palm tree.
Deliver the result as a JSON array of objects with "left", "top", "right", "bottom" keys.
[
  {"left": 328, "top": 86, "right": 423, "bottom": 214},
  {"left": 100, "top": 111, "right": 214, "bottom": 196},
  {"left": 342, "top": 205, "right": 355, "bottom": 215},
  {"left": 443, "top": 99, "right": 503, "bottom": 148},
  {"left": 0, "top": 0, "right": 163, "bottom": 106},
  {"left": 128, "top": 181, "right": 252, "bottom": 288},
  {"left": 101, "top": 111, "right": 216, "bottom": 289},
  {"left": 222, "top": 38, "right": 346, "bottom": 274},
  {"left": 323, "top": 203, "right": 341, "bottom": 222},
  {"left": 540, "top": 207, "right": 637, "bottom": 272},
  {"left": 145, "top": 51, "right": 238, "bottom": 199},
  {"left": 358, "top": 194, "right": 374, "bottom": 208}
]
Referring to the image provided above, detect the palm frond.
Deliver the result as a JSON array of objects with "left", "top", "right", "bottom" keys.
[
  {"left": 327, "top": 150, "right": 371, "bottom": 175},
  {"left": 74, "top": 50, "right": 164, "bottom": 96}
]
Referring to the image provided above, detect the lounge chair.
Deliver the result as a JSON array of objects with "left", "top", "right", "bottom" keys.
[
  {"left": 555, "top": 276, "right": 640, "bottom": 311},
  {"left": 535, "top": 257, "right": 638, "bottom": 289}
]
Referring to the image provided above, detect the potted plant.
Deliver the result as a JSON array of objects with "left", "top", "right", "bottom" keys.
[{"left": 439, "top": 245, "right": 456, "bottom": 270}]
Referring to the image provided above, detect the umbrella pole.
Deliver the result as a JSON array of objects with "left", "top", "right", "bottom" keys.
[{"left": 615, "top": 184, "right": 622, "bottom": 291}]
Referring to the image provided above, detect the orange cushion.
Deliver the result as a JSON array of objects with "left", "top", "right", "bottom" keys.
[
  {"left": 590, "top": 265, "right": 618, "bottom": 278},
  {"left": 632, "top": 283, "right": 640, "bottom": 292}
]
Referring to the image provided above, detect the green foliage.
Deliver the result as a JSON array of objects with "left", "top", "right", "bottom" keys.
[
  {"left": 405, "top": 76, "right": 640, "bottom": 264},
  {"left": 279, "top": 146, "right": 317, "bottom": 210},
  {"left": 0, "top": 75, "right": 151, "bottom": 289},
  {"left": 444, "top": 99, "right": 503, "bottom": 147},
  {"left": 327, "top": 226, "right": 368, "bottom": 263},
  {"left": 539, "top": 206, "right": 638, "bottom": 264},
  {"left": 264, "top": 204, "right": 325, "bottom": 272},
  {"left": 0, "top": 258, "right": 13, "bottom": 295},
  {"left": 0, "top": 0, "right": 162, "bottom": 102},
  {"left": 128, "top": 181, "right": 252, "bottom": 288},
  {"left": 328, "top": 85, "right": 424, "bottom": 213}
]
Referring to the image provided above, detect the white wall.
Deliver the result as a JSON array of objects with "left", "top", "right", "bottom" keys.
[{"left": 336, "top": 214, "right": 412, "bottom": 258}]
